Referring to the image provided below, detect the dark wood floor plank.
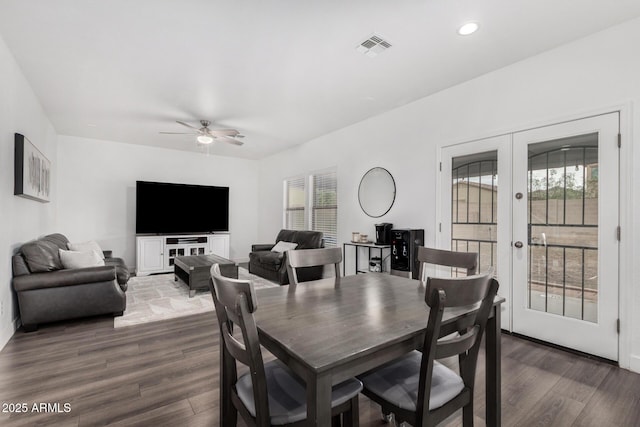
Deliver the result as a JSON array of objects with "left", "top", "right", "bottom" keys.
[
  {"left": 103, "top": 399, "right": 195, "bottom": 427},
  {"left": 550, "top": 357, "right": 613, "bottom": 404},
  {"left": 572, "top": 366, "right": 640, "bottom": 427},
  {"left": 1, "top": 312, "right": 640, "bottom": 426},
  {"left": 188, "top": 389, "right": 219, "bottom": 415},
  {"left": 520, "top": 390, "right": 585, "bottom": 426}
]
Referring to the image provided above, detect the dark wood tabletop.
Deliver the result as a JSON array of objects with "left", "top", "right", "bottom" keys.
[
  {"left": 174, "top": 253, "right": 235, "bottom": 270},
  {"left": 220, "top": 273, "right": 504, "bottom": 426}
]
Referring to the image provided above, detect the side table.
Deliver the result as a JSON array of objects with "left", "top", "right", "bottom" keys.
[{"left": 343, "top": 242, "right": 391, "bottom": 276}]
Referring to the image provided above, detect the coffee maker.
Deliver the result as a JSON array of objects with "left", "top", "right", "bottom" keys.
[{"left": 375, "top": 223, "right": 393, "bottom": 245}]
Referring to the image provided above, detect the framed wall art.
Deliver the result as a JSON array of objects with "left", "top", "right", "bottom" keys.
[{"left": 14, "top": 133, "right": 51, "bottom": 203}]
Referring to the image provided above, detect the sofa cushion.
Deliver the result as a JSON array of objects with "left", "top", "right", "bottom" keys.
[
  {"left": 42, "top": 233, "right": 70, "bottom": 250},
  {"left": 68, "top": 240, "right": 105, "bottom": 260},
  {"left": 12, "top": 253, "right": 31, "bottom": 277},
  {"left": 271, "top": 241, "right": 298, "bottom": 253},
  {"left": 21, "top": 240, "right": 64, "bottom": 273},
  {"left": 59, "top": 249, "right": 105, "bottom": 269},
  {"left": 276, "top": 229, "right": 297, "bottom": 244},
  {"left": 275, "top": 230, "right": 323, "bottom": 249}
]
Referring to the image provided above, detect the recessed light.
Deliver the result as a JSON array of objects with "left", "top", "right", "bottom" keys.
[{"left": 458, "top": 22, "right": 479, "bottom": 36}]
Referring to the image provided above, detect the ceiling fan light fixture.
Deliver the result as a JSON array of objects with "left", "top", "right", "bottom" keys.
[{"left": 197, "top": 135, "right": 214, "bottom": 144}]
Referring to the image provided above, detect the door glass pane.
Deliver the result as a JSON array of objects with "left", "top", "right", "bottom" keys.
[
  {"left": 527, "top": 133, "right": 598, "bottom": 322},
  {"left": 452, "top": 151, "right": 498, "bottom": 276}
]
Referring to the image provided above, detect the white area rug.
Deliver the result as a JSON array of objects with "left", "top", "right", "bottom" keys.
[{"left": 114, "top": 267, "right": 278, "bottom": 328}]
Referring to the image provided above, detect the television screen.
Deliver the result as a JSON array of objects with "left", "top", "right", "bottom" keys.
[{"left": 136, "top": 181, "right": 229, "bottom": 234}]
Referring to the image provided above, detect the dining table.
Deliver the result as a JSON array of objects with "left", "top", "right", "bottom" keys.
[{"left": 219, "top": 272, "right": 504, "bottom": 426}]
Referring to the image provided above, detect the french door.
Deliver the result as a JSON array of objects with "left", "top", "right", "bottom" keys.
[
  {"left": 441, "top": 113, "right": 619, "bottom": 360},
  {"left": 512, "top": 114, "right": 619, "bottom": 360},
  {"left": 440, "top": 135, "right": 512, "bottom": 329}
]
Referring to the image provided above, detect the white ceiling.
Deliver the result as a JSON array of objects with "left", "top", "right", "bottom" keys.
[{"left": 2, "top": 1, "right": 640, "bottom": 160}]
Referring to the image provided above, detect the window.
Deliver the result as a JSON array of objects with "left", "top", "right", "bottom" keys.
[
  {"left": 311, "top": 171, "right": 337, "bottom": 247},
  {"left": 283, "top": 169, "right": 338, "bottom": 247},
  {"left": 284, "top": 176, "right": 306, "bottom": 230}
]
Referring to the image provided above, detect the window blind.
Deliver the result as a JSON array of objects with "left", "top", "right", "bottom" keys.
[
  {"left": 311, "top": 171, "right": 337, "bottom": 247},
  {"left": 284, "top": 176, "right": 306, "bottom": 230}
]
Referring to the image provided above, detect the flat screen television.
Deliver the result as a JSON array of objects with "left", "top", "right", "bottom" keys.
[{"left": 136, "top": 181, "right": 229, "bottom": 234}]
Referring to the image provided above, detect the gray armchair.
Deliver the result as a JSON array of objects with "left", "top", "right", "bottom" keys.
[
  {"left": 12, "top": 233, "right": 129, "bottom": 331},
  {"left": 248, "top": 229, "right": 324, "bottom": 285}
]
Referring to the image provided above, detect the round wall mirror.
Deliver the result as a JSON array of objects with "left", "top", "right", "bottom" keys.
[{"left": 358, "top": 167, "right": 396, "bottom": 218}]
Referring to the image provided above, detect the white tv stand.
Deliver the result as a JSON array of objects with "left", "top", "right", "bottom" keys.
[{"left": 136, "top": 233, "right": 230, "bottom": 276}]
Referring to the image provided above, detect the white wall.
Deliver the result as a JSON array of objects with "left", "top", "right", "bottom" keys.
[
  {"left": 56, "top": 136, "right": 259, "bottom": 267},
  {"left": 0, "top": 36, "right": 58, "bottom": 348},
  {"left": 258, "top": 18, "right": 640, "bottom": 368}
]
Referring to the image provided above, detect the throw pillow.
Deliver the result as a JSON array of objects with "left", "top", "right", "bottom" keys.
[
  {"left": 271, "top": 241, "right": 298, "bottom": 253},
  {"left": 59, "top": 249, "right": 105, "bottom": 269},
  {"left": 68, "top": 240, "right": 105, "bottom": 259},
  {"left": 21, "top": 240, "right": 64, "bottom": 272}
]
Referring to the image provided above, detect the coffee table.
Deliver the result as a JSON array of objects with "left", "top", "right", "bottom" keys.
[{"left": 174, "top": 254, "right": 238, "bottom": 297}]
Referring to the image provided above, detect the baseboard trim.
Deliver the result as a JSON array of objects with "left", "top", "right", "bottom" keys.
[{"left": 629, "top": 355, "right": 640, "bottom": 373}]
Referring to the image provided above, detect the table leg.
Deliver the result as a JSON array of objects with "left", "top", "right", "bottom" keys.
[
  {"left": 343, "top": 244, "right": 346, "bottom": 276},
  {"left": 486, "top": 305, "right": 502, "bottom": 426},
  {"left": 306, "top": 373, "right": 332, "bottom": 426}
]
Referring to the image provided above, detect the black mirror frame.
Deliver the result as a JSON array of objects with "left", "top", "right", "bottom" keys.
[{"left": 358, "top": 167, "right": 396, "bottom": 218}]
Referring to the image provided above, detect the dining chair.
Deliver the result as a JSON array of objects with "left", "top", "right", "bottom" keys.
[
  {"left": 209, "top": 263, "right": 362, "bottom": 426},
  {"left": 417, "top": 247, "right": 478, "bottom": 282},
  {"left": 357, "top": 271, "right": 499, "bottom": 427},
  {"left": 286, "top": 247, "right": 342, "bottom": 285}
]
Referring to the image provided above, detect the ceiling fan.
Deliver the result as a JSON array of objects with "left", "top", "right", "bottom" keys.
[{"left": 160, "top": 120, "right": 245, "bottom": 146}]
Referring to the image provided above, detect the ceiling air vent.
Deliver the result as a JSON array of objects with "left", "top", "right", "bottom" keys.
[{"left": 356, "top": 34, "right": 392, "bottom": 58}]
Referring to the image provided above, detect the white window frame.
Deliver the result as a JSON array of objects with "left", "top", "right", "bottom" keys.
[{"left": 283, "top": 168, "right": 338, "bottom": 247}]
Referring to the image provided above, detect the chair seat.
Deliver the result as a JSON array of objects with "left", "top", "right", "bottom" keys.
[
  {"left": 236, "top": 359, "right": 363, "bottom": 425},
  {"left": 358, "top": 351, "right": 464, "bottom": 411}
]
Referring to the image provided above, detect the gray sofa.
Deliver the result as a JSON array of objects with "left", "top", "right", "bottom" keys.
[
  {"left": 12, "top": 233, "right": 129, "bottom": 331},
  {"left": 248, "top": 229, "right": 324, "bottom": 285}
]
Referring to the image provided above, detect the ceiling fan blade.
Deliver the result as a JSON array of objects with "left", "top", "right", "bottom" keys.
[
  {"left": 175, "top": 120, "right": 201, "bottom": 130},
  {"left": 159, "top": 131, "right": 197, "bottom": 135},
  {"left": 217, "top": 136, "right": 244, "bottom": 146},
  {"left": 210, "top": 128, "right": 239, "bottom": 137}
]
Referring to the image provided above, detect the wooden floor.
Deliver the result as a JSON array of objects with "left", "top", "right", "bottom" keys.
[{"left": 1, "top": 313, "right": 639, "bottom": 427}]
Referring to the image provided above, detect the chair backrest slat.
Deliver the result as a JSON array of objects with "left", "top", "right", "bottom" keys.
[
  {"left": 286, "top": 247, "right": 342, "bottom": 285},
  {"left": 417, "top": 247, "right": 478, "bottom": 280},
  {"left": 425, "top": 274, "right": 490, "bottom": 308},
  {"left": 434, "top": 325, "right": 479, "bottom": 359},
  {"left": 220, "top": 326, "right": 252, "bottom": 365}
]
